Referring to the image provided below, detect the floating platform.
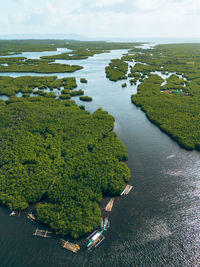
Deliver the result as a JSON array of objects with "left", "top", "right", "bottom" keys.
[
  {"left": 121, "top": 184, "right": 133, "bottom": 196},
  {"left": 105, "top": 198, "right": 114, "bottom": 212},
  {"left": 33, "top": 229, "right": 52, "bottom": 238},
  {"left": 61, "top": 239, "right": 80, "bottom": 253}
]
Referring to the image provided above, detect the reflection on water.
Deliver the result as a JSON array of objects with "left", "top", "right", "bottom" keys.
[{"left": 0, "top": 46, "right": 199, "bottom": 267}]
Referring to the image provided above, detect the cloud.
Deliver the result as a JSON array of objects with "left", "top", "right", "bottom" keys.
[
  {"left": 133, "top": 0, "right": 166, "bottom": 12},
  {"left": 0, "top": 0, "right": 200, "bottom": 38},
  {"left": 91, "top": 0, "right": 126, "bottom": 8}
]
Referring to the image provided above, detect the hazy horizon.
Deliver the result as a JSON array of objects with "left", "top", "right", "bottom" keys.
[{"left": 1, "top": 34, "right": 200, "bottom": 45}]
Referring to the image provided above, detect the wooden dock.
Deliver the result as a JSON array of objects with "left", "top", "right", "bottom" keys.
[
  {"left": 33, "top": 229, "right": 52, "bottom": 238},
  {"left": 61, "top": 239, "right": 80, "bottom": 253},
  {"left": 121, "top": 184, "right": 133, "bottom": 195},
  {"left": 105, "top": 198, "right": 114, "bottom": 212}
]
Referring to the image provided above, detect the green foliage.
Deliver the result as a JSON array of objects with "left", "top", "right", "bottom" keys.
[
  {"left": 121, "top": 83, "right": 127, "bottom": 88},
  {"left": 0, "top": 54, "right": 82, "bottom": 74},
  {"left": 105, "top": 59, "right": 128, "bottom": 81},
  {"left": 63, "top": 77, "right": 77, "bottom": 90},
  {"left": 41, "top": 50, "right": 104, "bottom": 61},
  {"left": 0, "top": 58, "right": 82, "bottom": 73},
  {"left": 129, "top": 78, "right": 138, "bottom": 85},
  {"left": 0, "top": 76, "right": 77, "bottom": 96},
  {"left": 0, "top": 97, "right": 130, "bottom": 238},
  {"left": 70, "top": 89, "right": 84, "bottom": 96},
  {"left": 59, "top": 94, "right": 71, "bottom": 100},
  {"left": 80, "top": 78, "right": 88, "bottom": 83},
  {"left": 0, "top": 40, "right": 142, "bottom": 63},
  {"left": 41, "top": 53, "right": 88, "bottom": 60},
  {"left": 0, "top": 39, "right": 139, "bottom": 238},
  {"left": 0, "top": 40, "right": 63, "bottom": 53},
  {"left": 79, "top": 96, "right": 93, "bottom": 101},
  {"left": 79, "top": 105, "right": 85, "bottom": 110},
  {"left": 64, "top": 41, "right": 142, "bottom": 51},
  {"left": 162, "top": 74, "right": 185, "bottom": 91},
  {"left": 131, "top": 43, "right": 200, "bottom": 150}
]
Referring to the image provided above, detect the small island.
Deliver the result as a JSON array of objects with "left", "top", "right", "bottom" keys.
[
  {"left": 79, "top": 95, "right": 93, "bottom": 101},
  {"left": 80, "top": 78, "right": 88, "bottom": 83},
  {"left": 0, "top": 57, "right": 83, "bottom": 73},
  {"left": 0, "top": 96, "right": 130, "bottom": 239}
]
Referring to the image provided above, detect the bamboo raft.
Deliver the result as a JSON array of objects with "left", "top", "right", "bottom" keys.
[
  {"left": 105, "top": 198, "right": 114, "bottom": 212},
  {"left": 61, "top": 239, "right": 80, "bottom": 253},
  {"left": 121, "top": 184, "right": 133, "bottom": 195},
  {"left": 33, "top": 229, "right": 52, "bottom": 238}
]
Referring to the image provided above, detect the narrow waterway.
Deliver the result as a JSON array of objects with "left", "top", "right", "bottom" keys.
[{"left": 0, "top": 47, "right": 199, "bottom": 267}]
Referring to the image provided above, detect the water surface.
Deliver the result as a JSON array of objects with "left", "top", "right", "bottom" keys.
[{"left": 0, "top": 47, "right": 199, "bottom": 267}]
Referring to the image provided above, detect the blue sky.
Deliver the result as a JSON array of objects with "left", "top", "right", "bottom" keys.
[{"left": 1, "top": 0, "right": 200, "bottom": 38}]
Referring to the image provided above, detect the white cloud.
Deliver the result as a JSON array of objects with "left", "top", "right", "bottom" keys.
[
  {"left": 0, "top": 0, "right": 200, "bottom": 38},
  {"left": 133, "top": 0, "right": 167, "bottom": 12},
  {"left": 94, "top": 0, "right": 125, "bottom": 8}
]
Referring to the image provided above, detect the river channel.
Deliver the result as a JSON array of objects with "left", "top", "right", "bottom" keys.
[{"left": 0, "top": 45, "right": 199, "bottom": 267}]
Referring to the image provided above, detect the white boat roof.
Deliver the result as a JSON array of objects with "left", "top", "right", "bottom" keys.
[{"left": 92, "top": 232, "right": 101, "bottom": 241}]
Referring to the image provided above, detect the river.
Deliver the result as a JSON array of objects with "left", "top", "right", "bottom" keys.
[{"left": 0, "top": 45, "right": 199, "bottom": 267}]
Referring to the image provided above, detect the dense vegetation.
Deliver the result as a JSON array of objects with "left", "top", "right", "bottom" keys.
[
  {"left": 0, "top": 39, "right": 141, "bottom": 56},
  {"left": 70, "top": 89, "right": 84, "bottom": 96},
  {"left": 40, "top": 50, "right": 105, "bottom": 61},
  {"left": 39, "top": 41, "right": 143, "bottom": 62},
  {"left": 80, "top": 78, "right": 88, "bottom": 83},
  {"left": 79, "top": 96, "right": 93, "bottom": 101},
  {"left": 0, "top": 76, "right": 78, "bottom": 96},
  {"left": 105, "top": 59, "right": 128, "bottom": 81},
  {"left": 0, "top": 56, "right": 82, "bottom": 73},
  {"left": 121, "top": 83, "right": 127, "bottom": 88},
  {"left": 0, "top": 39, "right": 139, "bottom": 238},
  {"left": 130, "top": 43, "right": 200, "bottom": 150},
  {"left": 0, "top": 40, "right": 67, "bottom": 53},
  {"left": 0, "top": 96, "right": 130, "bottom": 238},
  {"left": 0, "top": 40, "right": 142, "bottom": 76}
]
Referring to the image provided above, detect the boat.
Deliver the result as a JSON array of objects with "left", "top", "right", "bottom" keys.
[
  {"left": 27, "top": 213, "right": 36, "bottom": 221},
  {"left": 121, "top": 184, "right": 133, "bottom": 195},
  {"left": 87, "top": 230, "right": 105, "bottom": 250},
  {"left": 87, "top": 217, "right": 109, "bottom": 249}
]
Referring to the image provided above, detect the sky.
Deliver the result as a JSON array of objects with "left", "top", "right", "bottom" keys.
[{"left": 0, "top": 0, "right": 200, "bottom": 39}]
